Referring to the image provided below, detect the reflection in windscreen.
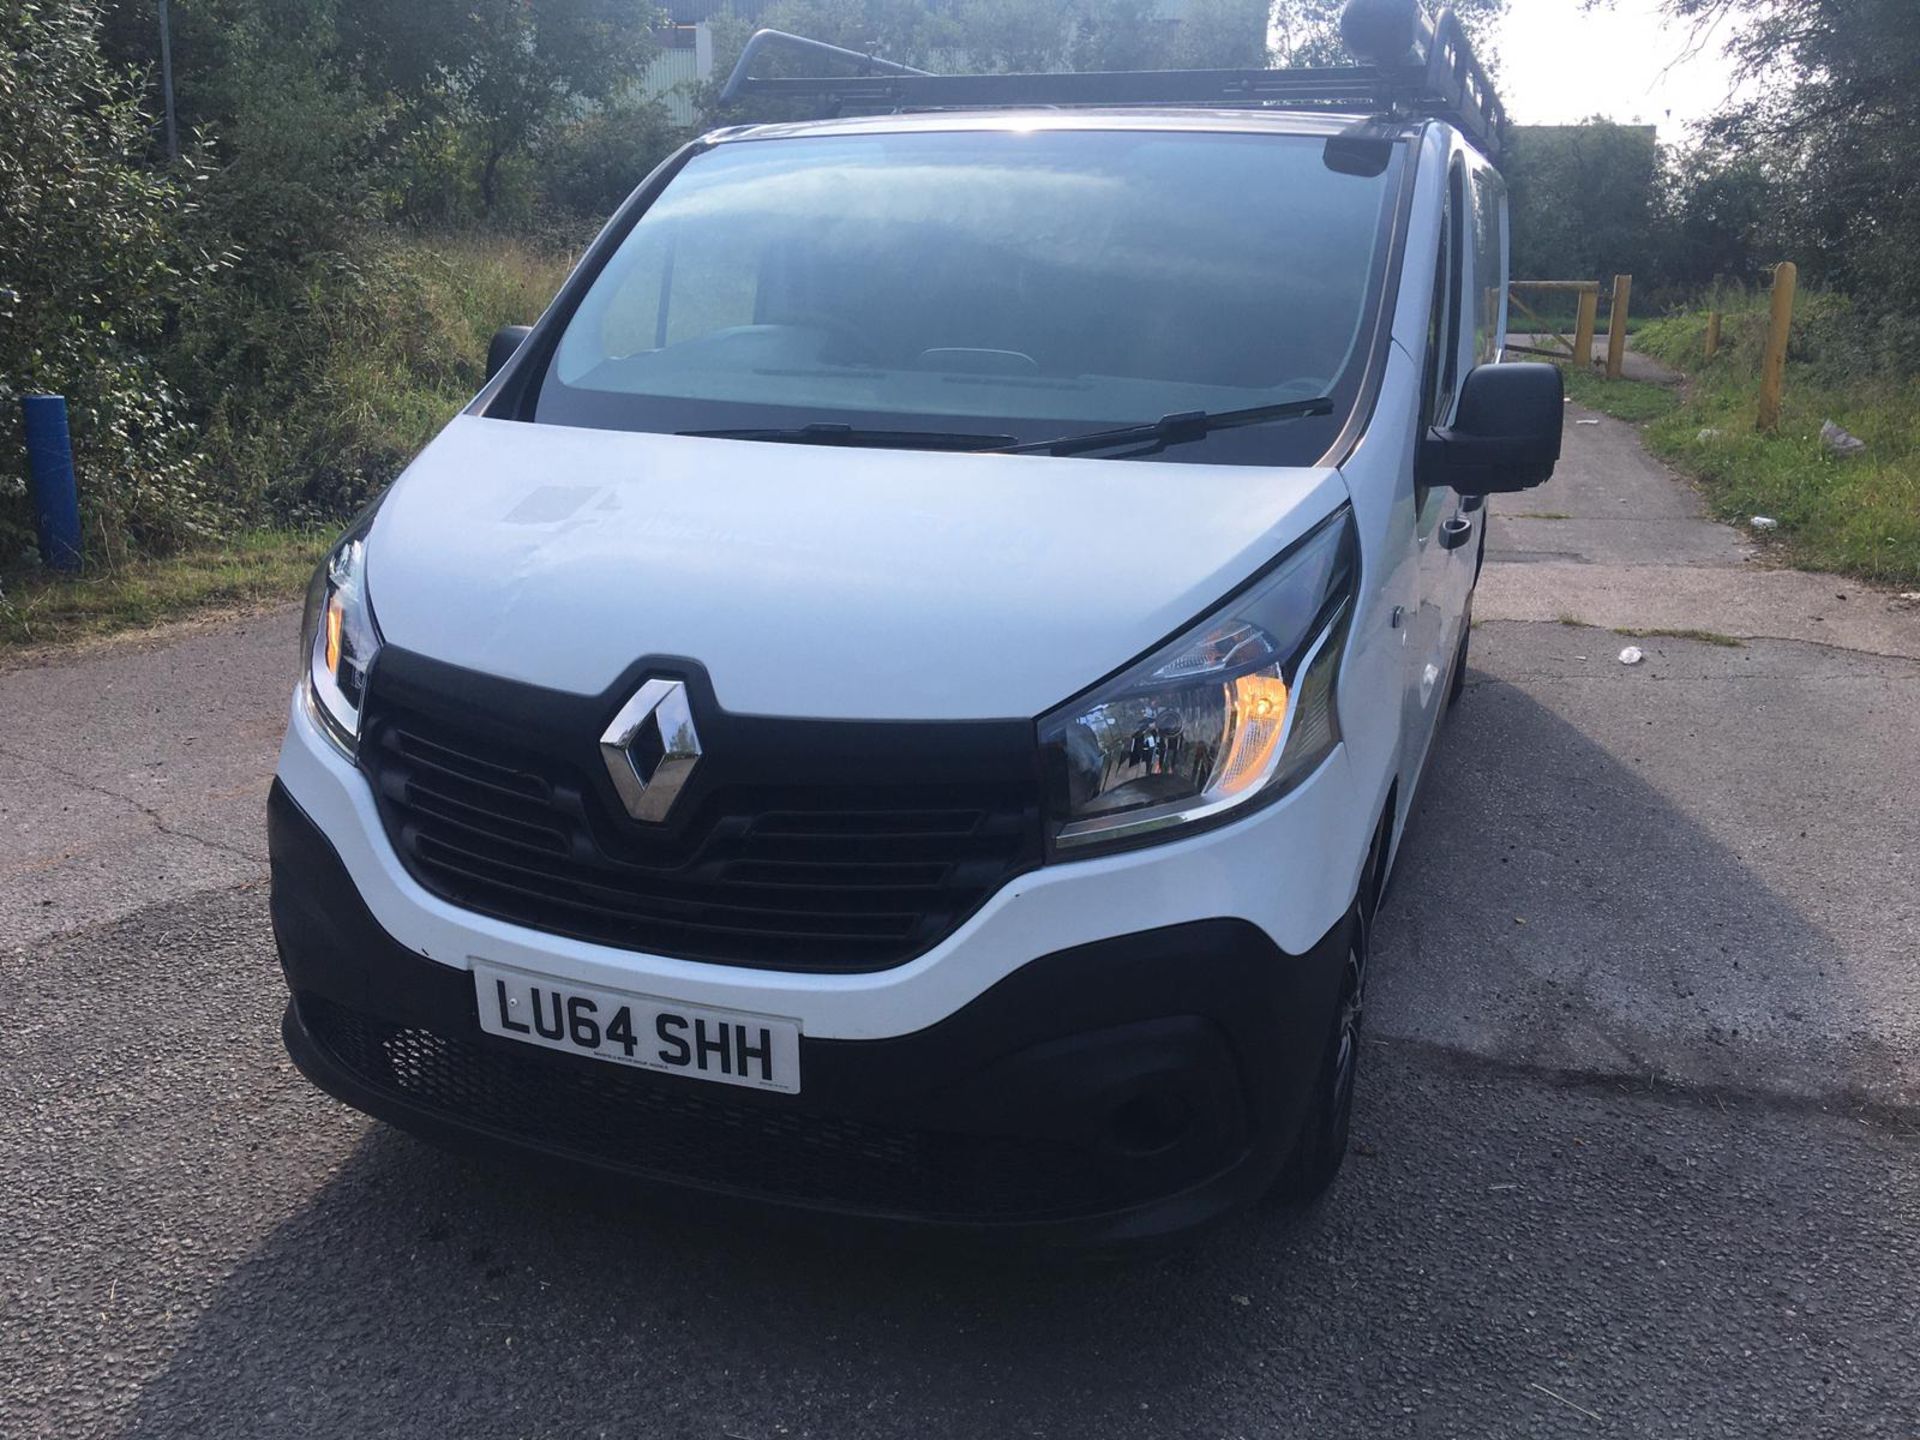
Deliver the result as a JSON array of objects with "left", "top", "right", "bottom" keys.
[{"left": 540, "top": 128, "right": 1398, "bottom": 458}]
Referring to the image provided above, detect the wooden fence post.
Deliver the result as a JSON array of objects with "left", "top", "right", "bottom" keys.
[
  {"left": 1757, "top": 262, "right": 1797, "bottom": 432},
  {"left": 1573, "top": 287, "right": 1599, "bottom": 371},
  {"left": 1605, "top": 274, "right": 1632, "bottom": 380},
  {"left": 1705, "top": 311, "right": 1721, "bottom": 360}
]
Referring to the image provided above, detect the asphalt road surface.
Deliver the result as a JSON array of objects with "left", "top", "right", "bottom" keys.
[{"left": 4, "top": 402, "right": 1917, "bottom": 1438}]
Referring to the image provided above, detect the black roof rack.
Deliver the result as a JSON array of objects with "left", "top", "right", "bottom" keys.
[{"left": 718, "top": 3, "right": 1507, "bottom": 162}]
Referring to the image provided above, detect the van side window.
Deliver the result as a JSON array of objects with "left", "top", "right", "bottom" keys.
[
  {"left": 1470, "top": 164, "right": 1507, "bottom": 364},
  {"left": 1416, "top": 160, "right": 1466, "bottom": 511},
  {"left": 1436, "top": 160, "right": 1466, "bottom": 421}
]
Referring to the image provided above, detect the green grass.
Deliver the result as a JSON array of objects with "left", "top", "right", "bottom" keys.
[
  {"left": 1555, "top": 298, "right": 1920, "bottom": 587},
  {"left": 194, "top": 230, "right": 579, "bottom": 530},
  {"left": 1613, "top": 626, "right": 1746, "bottom": 648},
  {"left": 0, "top": 529, "right": 327, "bottom": 653},
  {"left": 413, "top": 231, "right": 578, "bottom": 389},
  {"left": 1563, "top": 368, "right": 1683, "bottom": 423}
]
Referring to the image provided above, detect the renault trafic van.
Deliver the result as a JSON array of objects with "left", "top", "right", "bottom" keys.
[{"left": 270, "top": 0, "right": 1562, "bottom": 1242}]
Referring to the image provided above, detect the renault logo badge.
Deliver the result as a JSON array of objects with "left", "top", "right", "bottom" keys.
[{"left": 599, "top": 678, "right": 701, "bottom": 822}]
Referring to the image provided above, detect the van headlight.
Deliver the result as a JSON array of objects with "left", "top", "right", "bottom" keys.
[
  {"left": 299, "top": 503, "right": 384, "bottom": 757},
  {"left": 1039, "top": 510, "right": 1357, "bottom": 855}
]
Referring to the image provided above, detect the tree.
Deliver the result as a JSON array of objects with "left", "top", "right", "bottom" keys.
[
  {"left": 1273, "top": 0, "right": 1506, "bottom": 68},
  {"left": 1651, "top": 0, "right": 1920, "bottom": 307},
  {"left": 707, "top": 0, "right": 959, "bottom": 73},
  {"left": 1069, "top": 0, "right": 1270, "bottom": 71},
  {"left": 537, "top": 91, "right": 683, "bottom": 217},
  {"left": 347, "top": 0, "right": 665, "bottom": 214},
  {"left": 1066, "top": 0, "right": 1168, "bottom": 72},
  {"left": 1167, "top": 0, "right": 1273, "bottom": 68},
  {"left": 1664, "top": 140, "right": 1774, "bottom": 289},
  {"left": 954, "top": 0, "right": 1076, "bottom": 71},
  {"left": 1505, "top": 121, "right": 1667, "bottom": 284},
  {"left": 0, "top": 0, "right": 221, "bottom": 558}
]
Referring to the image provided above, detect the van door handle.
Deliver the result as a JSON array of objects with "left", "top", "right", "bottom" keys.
[{"left": 1439, "top": 516, "right": 1475, "bottom": 551}]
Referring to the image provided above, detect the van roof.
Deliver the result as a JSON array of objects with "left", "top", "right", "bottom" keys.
[
  {"left": 714, "top": 9, "right": 1506, "bottom": 163},
  {"left": 709, "top": 108, "right": 1410, "bottom": 145}
]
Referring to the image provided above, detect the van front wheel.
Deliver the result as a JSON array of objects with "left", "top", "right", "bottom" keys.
[
  {"left": 1447, "top": 605, "right": 1472, "bottom": 710},
  {"left": 1273, "top": 906, "right": 1369, "bottom": 1203}
]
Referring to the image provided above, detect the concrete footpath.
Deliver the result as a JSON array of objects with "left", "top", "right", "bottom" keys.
[{"left": 1477, "top": 396, "right": 1920, "bottom": 659}]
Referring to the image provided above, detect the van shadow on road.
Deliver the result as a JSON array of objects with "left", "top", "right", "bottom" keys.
[
  {"left": 89, "top": 668, "right": 1917, "bottom": 1439},
  {"left": 1374, "top": 630, "right": 1918, "bottom": 1111}
]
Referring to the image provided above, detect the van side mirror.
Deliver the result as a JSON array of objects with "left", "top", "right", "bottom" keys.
[
  {"left": 487, "top": 325, "right": 533, "bottom": 382},
  {"left": 1422, "top": 362, "right": 1563, "bottom": 495}
]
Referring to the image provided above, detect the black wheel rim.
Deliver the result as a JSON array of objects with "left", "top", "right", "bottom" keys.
[{"left": 1327, "top": 927, "right": 1366, "bottom": 1147}]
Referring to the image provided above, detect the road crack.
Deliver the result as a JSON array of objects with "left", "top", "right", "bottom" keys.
[
  {"left": 1371, "top": 1034, "right": 1920, "bottom": 1134},
  {"left": 0, "top": 741, "right": 264, "bottom": 866}
]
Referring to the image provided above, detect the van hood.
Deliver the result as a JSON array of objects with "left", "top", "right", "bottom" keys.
[{"left": 366, "top": 416, "right": 1350, "bottom": 721}]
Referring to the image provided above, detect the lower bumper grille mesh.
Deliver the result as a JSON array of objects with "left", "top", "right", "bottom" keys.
[{"left": 303, "top": 997, "right": 1124, "bottom": 1221}]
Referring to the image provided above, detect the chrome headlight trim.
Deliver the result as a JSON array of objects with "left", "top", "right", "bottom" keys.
[
  {"left": 1039, "top": 507, "right": 1358, "bottom": 858},
  {"left": 1049, "top": 606, "right": 1348, "bottom": 851},
  {"left": 299, "top": 499, "right": 385, "bottom": 758}
]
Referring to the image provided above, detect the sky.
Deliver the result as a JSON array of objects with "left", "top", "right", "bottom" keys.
[{"left": 1491, "top": 0, "right": 1748, "bottom": 141}]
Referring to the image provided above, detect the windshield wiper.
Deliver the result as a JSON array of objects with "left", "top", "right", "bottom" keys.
[
  {"left": 676, "top": 398, "right": 1334, "bottom": 459},
  {"left": 1001, "top": 396, "right": 1337, "bottom": 459},
  {"left": 678, "top": 422, "right": 1015, "bottom": 451}
]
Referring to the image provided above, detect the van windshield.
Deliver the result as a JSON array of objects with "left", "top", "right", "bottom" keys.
[{"left": 535, "top": 127, "right": 1403, "bottom": 465}]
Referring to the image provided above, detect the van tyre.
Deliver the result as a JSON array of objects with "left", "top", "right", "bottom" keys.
[
  {"left": 1447, "top": 607, "right": 1471, "bottom": 710},
  {"left": 1274, "top": 904, "right": 1369, "bottom": 1203}
]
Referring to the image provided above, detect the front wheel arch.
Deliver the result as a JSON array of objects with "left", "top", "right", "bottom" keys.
[{"left": 1272, "top": 899, "right": 1370, "bottom": 1204}]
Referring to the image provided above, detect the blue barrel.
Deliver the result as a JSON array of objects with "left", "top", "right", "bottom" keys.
[{"left": 22, "top": 394, "right": 82, "bottom": 572}]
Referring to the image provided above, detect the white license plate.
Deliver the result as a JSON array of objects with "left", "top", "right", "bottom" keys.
[{"left": 473, "top": 962, "right": 801, "bottom": 1094}]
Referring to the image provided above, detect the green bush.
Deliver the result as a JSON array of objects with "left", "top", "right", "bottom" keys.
[
  {"left": 0, "top": 0, "right": 224, "bottom": 562},
  {"left": 1640, "top": 285, "right": 1920, "bottom": 389},
  {"left": 147, "top": 10, "right": 581, "bottom": 529},
  {"left": 190, "top": 232, "right": 574, "bottom": 526},
  {"left": 1, "top": 4, "right": 589, "bottom": 581},
  {"left": 388, "top": 115, "right": 498, "bottom": 230},
  {"left": 537, "top": 92, "right": 683, "bottom": 220}
]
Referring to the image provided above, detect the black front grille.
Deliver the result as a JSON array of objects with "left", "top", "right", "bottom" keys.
[
  {"left": 358, "top": 660, "right": 1042, "bottom": 971},
  {"left": 305, "top": 998, "right": 1119, "bottom": 1221}
]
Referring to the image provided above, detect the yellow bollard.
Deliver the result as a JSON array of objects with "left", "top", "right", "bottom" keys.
[
  {"left": 1757, "top": 263, "right": 1797, "bottom": 432},
  {"left": 1705, "top": 311, "right": 1721, "bottom": 360},
  {"left": 1605, "top": 274, "right": 1632, "bottom": 381},
  {"left": 1573, "top": 287, "right": 1599, "bottom": 372}
]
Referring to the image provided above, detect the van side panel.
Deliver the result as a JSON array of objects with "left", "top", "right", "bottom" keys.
[
  {"left": 1331, "top": 342, "right": 1425, "bottom": 889},
  {"left": 1375, "top": 125, "right": 1455, "bottom": 848}
]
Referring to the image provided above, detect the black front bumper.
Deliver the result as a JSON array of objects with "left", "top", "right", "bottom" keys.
[{"left": 269, "top": 781, "right": 1348, "bottom": 1245}]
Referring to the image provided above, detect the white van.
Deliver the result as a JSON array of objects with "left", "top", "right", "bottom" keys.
[{"left": 270, "top": 0, "right": 1561, "bottom": 1243}]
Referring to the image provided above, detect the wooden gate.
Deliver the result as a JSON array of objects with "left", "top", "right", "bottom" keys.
[{"left": 1507, "top": 278, "right": 1635, "bottom": 380}]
